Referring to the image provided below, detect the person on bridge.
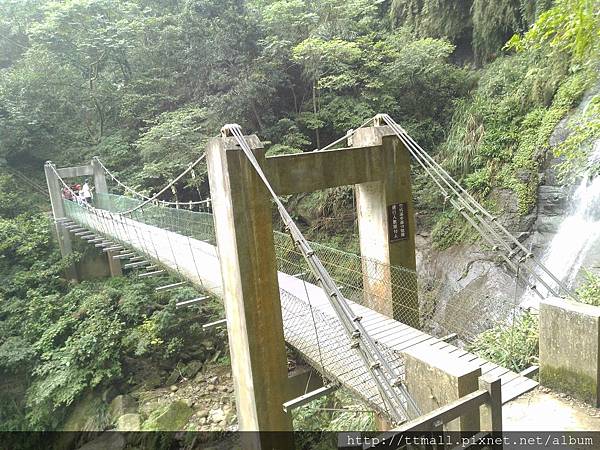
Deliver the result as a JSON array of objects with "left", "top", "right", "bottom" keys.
[
  {"left": 81, "top": 179, "right": 93, "bottom": 204},
  {"left": 61, "top": 187, "right": 73, "bottom": 201}
]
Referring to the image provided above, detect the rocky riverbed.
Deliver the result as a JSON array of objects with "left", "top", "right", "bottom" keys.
[{"left": 109, "top": 362, "right": 237, "bottom": 432}]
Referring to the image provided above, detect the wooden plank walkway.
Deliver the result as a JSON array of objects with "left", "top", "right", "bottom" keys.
[{"left": 64, "top": 207, "right": 537, "bottom": 414}]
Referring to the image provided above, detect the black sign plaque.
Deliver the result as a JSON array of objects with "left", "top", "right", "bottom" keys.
[{"left": 388, "top": 202, "right": 409, "bottom": 242}]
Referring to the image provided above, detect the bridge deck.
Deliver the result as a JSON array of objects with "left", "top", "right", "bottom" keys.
[{"left": 64, "top": 205, "right": 537, "bottom": 416}]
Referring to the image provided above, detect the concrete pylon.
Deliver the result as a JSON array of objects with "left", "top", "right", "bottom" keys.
[
  {"left": 351, "top": 126, "right": 419, "bottom": 327},
  {"left": 205, "top": 132, "right": 293, "bottom": 448},
  {"left": 44, "top": 161, "right": 77, "bottom": 280},
  {"left": 91, "top": 157, "right": 108, "bottom": 196},
  {"left": 92, "top": 158, "right": 121, "bottom": 277}
]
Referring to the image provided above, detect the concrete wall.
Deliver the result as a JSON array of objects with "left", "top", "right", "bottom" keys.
[
  {"left": 540, "top": 297, "right": 600, "bottom": 406},
  {"left": 404, "top": 343, "right": 481, "bottom": 431},
  {"left": 75, "top": 243, "right": 111, "bottom": 280}
]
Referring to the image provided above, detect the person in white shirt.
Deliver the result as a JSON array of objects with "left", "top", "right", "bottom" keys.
[{"left": 81, "top": 179, "right": 93, "bottom": 204}]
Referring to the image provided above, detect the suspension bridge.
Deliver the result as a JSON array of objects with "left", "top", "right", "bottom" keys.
[{"left": 44, "top": 114, "right": 568, "bottom": 434}]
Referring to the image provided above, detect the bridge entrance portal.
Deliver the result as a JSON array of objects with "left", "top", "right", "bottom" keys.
[{"left": 205, "top": 123, "right": 418, "bottom": 439}]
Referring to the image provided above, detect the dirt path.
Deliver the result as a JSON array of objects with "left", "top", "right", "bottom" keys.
[{"left": 503, "top": 387, "right": 600, "bottom": 431}]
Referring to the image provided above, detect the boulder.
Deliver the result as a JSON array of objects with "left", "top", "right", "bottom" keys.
[
  {"left": 109, "top": 395, "right": 137, "bottom": 422},
  {"left": 183, "top": 360, "right": 203, "bottom": 378},
  {"left": 141, "top": 400, "right": 193, "bottom": 431},
  {"left": 116, "top": 413, "right": 141, "bottom": 431},
  {"left": 76, "top": 432, "right": 126, "bottom": 450},
  {"left": 142, "top": 371, "right": 163, "bottom": 389},
  {"left": 165, "top": 367, "right": 180, "bottom": 386},
  {"left": 61, "top": 393, "right": 104, "bottom": 431},
  {"left": 209, "top": 408, "right": 225, "bottom": 424},
  {"left": 139, "top": 399, "right": 166, "bottom": 418},
  {"left": 57, "top": 393, "right": 106, "bottom": 450}
]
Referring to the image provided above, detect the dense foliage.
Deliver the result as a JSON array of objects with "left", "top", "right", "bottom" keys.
[
  {"left": 0, "top": 205, "right": 223, "bottom": 430},
  {"left": 0, "top": 0, "right": 473, "bottom": 200},
  {"left": 390, "top": 0, "right": 554, "bottom": 64},
  {"left": 1, "top": 0, "right": 597, "bottom": 233},
  {"left": 424, "top": 0, "right": 600, "bottom": 247},
  {"left": 577, "top": 271, "right": 600, "bottom": 306},
  {"left": 0, "top": 0, "right": 599, "bottom": 433},
  {"left": 469, "top": 312, "right": 539, "bottom": 372}
]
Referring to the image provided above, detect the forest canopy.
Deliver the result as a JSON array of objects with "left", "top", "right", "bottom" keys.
[
  {"left": 1, "top": 0, "right": 576, "bottom": 195},
  {"left": 1, "top": 0, "right": 600, "bottom": 433},
  {"left": 0, "top": 0, "right": 598, "bottom": 231}
]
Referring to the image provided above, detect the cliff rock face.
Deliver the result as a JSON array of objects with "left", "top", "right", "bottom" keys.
[
  {"left": 416, "top": 235, "right": 520, "bottom": 342},
  {"left": 416, "top": 82, "right": 600, "bottom": 338}
]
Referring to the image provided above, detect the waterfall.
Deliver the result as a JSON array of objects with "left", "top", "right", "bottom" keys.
[{"left": 521, "top": 139, "right": 600, "bottom": 308}]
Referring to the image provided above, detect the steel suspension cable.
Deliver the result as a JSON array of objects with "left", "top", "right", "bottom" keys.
[
  {"left": 386, "top": 123, "right": 555, "bottom": 299},
  {"left": 377, "top": 114, "right": 576, "bottom": 300},
  {"left": 288, "top": 111, "right": 558, "bottom": 304},
  {"left": 115, "top": 154, "right": 208, "bottom": 215},
  {"left": 223, "top": 124, "right": 420, "bottom": 423},
  {"left": 93, "top": 157, "right": 212, "bottom": 208}
]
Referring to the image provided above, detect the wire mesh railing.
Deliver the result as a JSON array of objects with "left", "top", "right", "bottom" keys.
[
  {"left": 62, "top": 193, "right": 532, "bottom": 419},
  {"left": 279, "top": 288, "right": 407, "bottom": 415},
  {"left": 95, "top": 193, "right": 216, "bottom": 244},
  {"left": 63, "top": 195, "right": 413, "bottom": 419},
  {"left": 88, "top": 193, "right": 526, "bottom": 348}
]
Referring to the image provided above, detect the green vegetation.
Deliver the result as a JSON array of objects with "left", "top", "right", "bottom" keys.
[
  {"left": 554, "top": 96, "right": 600, "bottom": 180},
  {"left": 391, "top": 0, "right": 554, "bottom": 64},
  {"left": 0, "top": 208, "right": 224, "bottom": 430},
  {"left": 430, "top": 210, "right": 474, "bottom": 250},
  {"left": 469, "top": 312, "right": 539, "bottom": 372},
  {"left": 441, "top": 52, "right": 591, "bottom": 214},
  {"left": 293, "top": 390, "right": 375, "bottom": 449},
  {"left": 293, "top": 390, "right": 375, "bottom": 431},
  {"left": 1, "top": 0, "right": 597, "bottom": 248},
  {"left": 422, "top": 0, "right": 600, "bottom": 247},
  {"left": 0, "top": 0, "right": 473, "bottom": 191},
  {"left": 0, "top": 0, "right": 599, "bottom": 433},
  {"left": 576, "top": 271, "right": 600, "bottom": 306},
  {"left": 465, "top": 269, "right": 597, "bottom": 379}
]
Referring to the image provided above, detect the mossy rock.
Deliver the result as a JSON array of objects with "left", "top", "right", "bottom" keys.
[
  {"left": 56, "top": 393, "right": 109, "bottom": 450},
  {"left": 61, "top": 393, "right": 107, "bottom": 431},
  {"left": 183, "top": 360, "right": 203, "bottom": 378},
  {"left": 109, "top": 394, "right": 137, "bottom": 422},
  {"left": 142, "top": 371, "right": 163, "bottom": 389},
  {"left": 116, "top": 413, "right": 141, "bottom": 431},
  {"left": 141, "top": 400, "right": 193, "bottom": 431}
]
